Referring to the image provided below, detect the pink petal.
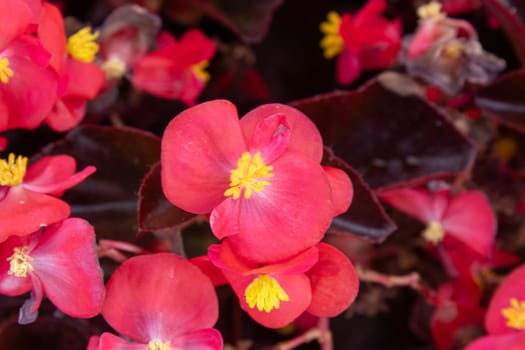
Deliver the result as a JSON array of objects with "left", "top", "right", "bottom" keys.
[
  {"left": 63, "top": 60, "right": 105, "bottom": 99},
  {"left": 45, "top": 97, "right": 87, "bottom": 132},
  {"left": 0, "top": 0, "right": 32, "bottom": 50},
  {"left": 323, "top": 166, "right": 353, "bottom": 216},
  {"left": 97, "top": 333, "right": 146, "bottom": 350},
  {"left": 240, "top": 103, "right": 324, "bottom": 163},
  {"left": 336, "top": 48, "right": 361, "bottom": 85},
  {"left": 190, "top": 255, "right": 228, "bottom": 286},
  {"left": 465, "top": 332, "right": 525, "bottom": 350},
  {"left": 18, "top": 274, "right": 44, "bottom": 324},
  {"left": 485, "top": 264, "right": 525, "bottom": 335},
  {"left": 38, "top": 2, "right": 66, "bottom": 72},
  {"left": 441, "top": 191, "right": 496, "bottom": 257},
  {"left": 102, "top": 253, "right": 218, "bottom": 343},
  {"left": 245, "top": 113, "right": 290, "bottom": 163},
  {"left": 407, "top": 20, "right": 443, "bottom": 58},
  {"left": 170, "top": 329, "right": 223, "bottom": 350},
  {"left": 161, "top": 100, "right": 246, "bottom": 214},
  {"left": 0, "top": 187, "right": 70, "bottom": 242},
  {"left": 86, "top": 336, "right": 100, "bottom": 350},
  {"left": 177, "top": 29, "right": 216, "bottom": 65},
  {"left": 307, "top": 243, "right": 359, "bottom": 317},
  {"left": 23, "top": 155, "right": 96, "bottom": 196},
  {"left": 32, "top": 218, "right": 105, "bottom": 318},
  {"left": 210, "top": 152, "right": 333, "bottom": 263}
]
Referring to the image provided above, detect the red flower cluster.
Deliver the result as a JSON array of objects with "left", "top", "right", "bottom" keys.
[{"left": 161, "top": 100, "right": 359, "bottom": 328}]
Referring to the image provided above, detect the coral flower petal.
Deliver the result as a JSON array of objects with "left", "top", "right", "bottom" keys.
[
  {"left": 379, "top": 188, "right": 449, "bottom": 223},
  {"left": 465, "top": 332, "right": 525, "bottom": 350},
  {"left": 0, "top": 236, "right": 33, "bottom": 296},
  {"left": 102, "top": 253, "right": 218, "bottom": 343},
  {"left": 211, "top": 152, "right": 333, "bottom": 263},
  {"left": 441, "top": 191, "right": 495, "bottom": 256},
  {"left": 38, "top": 2, "right": 66, "bottom": 73},
  {"left": 336, "top": 48, "right": 361, "bottom": 85},
  {"left": 240, "top": 103, "right": 324, "bottom": 163},
  {"left": 97, "top": 332, "right": 146, "bottom": 350},
  {"left": 161, "top": 100, "right": 246, "bottom": 214},
  {"left": 323, "top": 166, "right": 353, "bottom": 215},
  {"left": 170, "top": 329, "right": 223, "bottom": 350},
  {"left": 307, "top": 243, "right": 359, "bottom": 317},
  {"left": 0, "top": 0, "right": 32, "bottom": 50}
]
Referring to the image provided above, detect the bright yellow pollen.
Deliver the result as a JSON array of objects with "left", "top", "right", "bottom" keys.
[
  {"left": 320, "top": 11, "right": 344, "bottom": 59},
  {"left": 67, "top": 27, "right": 100, "bottom": 63},
  {"left": 502, "top": 298, "right": 525, "bottom": 330},
  {"left": 417, "top": 1, "right": 444, "bottom": 19},
  {"left": 224, "top": 151, "right": 274, "bottom": 200},
  {"left": 245, "top": 275, "right": 289, "bottom": 313},
  {"left": 442, "top": 42, "right": 465, "bottom": 60},
  {"left": 101, "top": 57, "right": 127, "bottom": 79},
  {"left": 0, "top": 57, "right": 14, "bottom": 84},
  {"left": 0, "top": 153, "right": 28, "bottom": 187},
  {"left": 191, "top": 60, "right": 211, "bottom": 83},
  {"left": 146, "top": 340, "right": 170, "bottom": 350},
  {"left": 422, "top": 221, "right": 445, "bottom": 244},
  {"left": 7, "top": 246, "right": 34, "bottom": 278}
]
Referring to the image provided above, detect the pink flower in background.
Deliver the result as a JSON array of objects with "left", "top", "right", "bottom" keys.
[
  {"left": 0, "top": 154, "right": 95, "bottom": 241},
  {"left": 90, "top": 253, "right": 222, "bottom": 350},
  {"left": 320, "top": 0, "right": 401, "bottom": 85},
  {"left": 161, "top": 100, "right": 352, "bottom": 263},
  {"left": 0, "top": 218, "right": 105, "bottom": 324},
  {"left": 132, "top": 29, "right": 216, "bottom": 106},
  {"left": 379, "top": 188, "right": 496, "bottom": 256}
]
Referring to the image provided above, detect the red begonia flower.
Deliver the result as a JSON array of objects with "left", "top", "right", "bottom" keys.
[
  {"left": 208, "top": 240, "right": 358, "bottom": 329},
  {"left": 0, "top": 218, "right": 105, "bottom": 324},
  {"left": 96, "top": 253, "right": 222, "bottom": 350},
  {"left": 379, "top": 188, "right": 496, "bottom": 256},
  {"left": 132, "top": 29, "right": 216, "bottom": 106},
  {"left": 0, "top": 153, "right": 96, "bottom": 241},
  {"left": 161, "top": 100, "right": 352, "bottom": 263},
  {"left": 319, "top": 0, "right": 401, "bottom": 85}
]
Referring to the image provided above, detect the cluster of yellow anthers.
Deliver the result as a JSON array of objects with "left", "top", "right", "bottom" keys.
[
  {"left": 320, "top": 11, "right": 344, "bottom": 59},
  {"left": 422, "top": 221, "right": 445, "bottom": 245},
  {"left": 192, "top": 60, "right": 211, "bottom": 83},
  {"left": 146, "top": 340, "right": 171, "bottom": 350},
  {"left": 245, "top": 275, "right": 290, "bottom": 312},
  {"left": 0, "top": 153, "right": 27, "bottom": 187},
  {"left": 224, "top": 151, "right": 274, "bottom": 200},
  {"left": 7, "top": 246, "right": 33, "bottom": 278},
  {"left": 417, "top": 1, "right": 444, "bottom": 20},
  {"left": 502, "top": 298, "right": 525, "bottom": 330},
  {"left": 0, "top": 57, "right": 14, "bottom": 84},
  {"left": 66, "top": 27, "right": 100, "bottom": 63}
]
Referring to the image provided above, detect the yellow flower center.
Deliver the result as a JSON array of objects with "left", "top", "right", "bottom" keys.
[
  {"left": 224, "top": 151, "right": 274, "bottom": 200},
  {"left": 101, "top": 57, "right": 127, "bottom": 79},
  {"left": 502, "top": 298, "right": 525, "bottom": 330},
  {"left": 7, "top": 246, "right": 34, "bottom": 278},
  {"left": 147, "top": 340, "right": 170, "bottom": 350},
  {"left": 0, "top": 153, "right": 28, "bottom": 187},
  {"left": 191, "top": 60, "right": 211, "bottom": 83},
  {"left": 422, "top": 221, "right": 445, "bottom": 244},
  {"left": 67, "top": 27, "right": 100, "bottom": 63},
  {"left": 0, "top": 57, "right": 14, "bottom": 84},
  {"left": 245, "top": 274, "right": 289, "bottom": 313},
  {"left": 417, "top": 1, "right": 444, "bottom": 19},
  {"left": 320, "top": 11, "right": 344, "bottom": 59},
  {"left": 442, "top": 42, "right": 465, "bottom": 60}
]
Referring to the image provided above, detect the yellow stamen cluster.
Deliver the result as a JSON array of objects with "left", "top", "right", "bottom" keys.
[
  {"left": 422, "top": 221, "right": 445, "bottom": 244},
  {"left": 0, "top": 153, "right": 28, "bottom": 187},
  {"left": 66, "top": 27, "right": 100, "bottom": 63},
  {"left": 502, "top": 298, "right": 525, "bottom": 330},
  {"left": 7, "top": 246, "right": 34, "bottom": 278},
  {"left": 147, "top": 340, "right": 170, "bottom": 350},
  {"left": 320, "top": 11, "right": 344, "bottom": 59},
  {"left": 0, "top": 57, "right": 14, "bottom": 84},
  {"left": 101, "top": 57, "right": 127, "bottom": 79},
  {"left": 417, "top": 1, "right": 444, "bottom": 20},
  {"left": 442, "top": 42, "right": 465, "bottom": 60},
  {"left": 224, "top": 152, "right": 274, "bottom": 200},
  {"left": 245, "top": 275, "right": 290, "bottom": 312},
  {"left": 191, "top": 60, "right": 211, "bottom": 83}
]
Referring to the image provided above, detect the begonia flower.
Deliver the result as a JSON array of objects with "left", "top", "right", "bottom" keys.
[
  {"left": 90, "top": 253, "right": 222, "bottom": 350},
  {"left": 132, "top": 29, "right": 216, "bottom": 106},
  {"left": 379, "top": 187, "right": 496, "bottom": 256},
  {"left": 465, "top": 264, "right": 525, "bottom": 350},
  {"left": 0, "top": 218, "right": 105, "bottom": 324},
  {"left": 207, "top": 240, "right": 358, "bottom": 329},
  {"left": 319, "top": 0, "right": 401, "bottom": 85},
  {"left": 0, "top": 153, "right": 95, "bottom": 241},
  {"left": 161, "top": 100, "right": 353, "bottom": 263},
  {"left": 400, "top": 1, "right": 505, "bottom": 95},
  {"left": 0, "top": 0, "right": 58, "bottom": 132}
]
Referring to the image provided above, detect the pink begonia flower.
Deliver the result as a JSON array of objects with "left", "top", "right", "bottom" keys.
[
  {"left": 0, "top": 218, "right": 105, "bottom": 324},
  {"left": 207, "top": 240, "right": 358, "bottom": 329},
  {"left": 0, "top": 0, "right": 58, "bottom": 132},
  {"left": 89, "top": 253, "right": 222, "bottom": 350},
  {"left": 0, "top": 153, "right": 96, "bottom": 241},
  {"left": 379, "top": 188, "right": 496, "bottom": 256},
  {"left": 132, "top": 29, "right": 216, "bottom": 106},
  {"left": 161, "top": 100, "right": 352, "bottom": 263},
  {"left": 319, "top": 0, "right": 401, "bottom": 85},
  {"left": 465, "top": 264, "right": 525, "bottom": 350}
]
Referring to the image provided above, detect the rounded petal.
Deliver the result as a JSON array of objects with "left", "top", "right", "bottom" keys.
[
  {"left": 240, "top": 103, "right": 324, "bottom": 163},
  {"left": 306, "top": 243, "right": 359, "bottom": 317},
  {"left": 0, "top": 0, "right": 32, "bottom": 50},
  {"left": 97, "top": 333, "right": 146, "bottom": 350},
  {"left": 161, "top": 100, "right": 246, "bottom": 214},
  {"left": 45, "top": 97, "right": 87, "bottom": 132},
  {"left": 379, "top": 188, "right": 449, "bottom": 223},
  {"left": 211, "top": 152, "right": 333, "bottom": 263},
  {"left": 102, "top": 253, "right": 219, "bottom": 343},
  {"left": 336, "top": 48, "right": 361, "bottom": 85},
  {"left": 485, "top": 264, "right": 525, "bottom": 335},
  {"left": 63, "top": 60, "right": 105, "bottom": 99},
  {"left": 441, "top": 191, "right": 496, "bottom": 257},
  {"left": 38, "top": 2, "right": 66, "bottom": 72},
  {"left": 465, "top": 332, "right": 525, "bottom": 350},
  {"left": 32, "top": 218, "right": 105, "bottom": 318},
  {"left": 323, "top": 166, "right": 353, "bottom": 216},
  {"left": 170, "top": 329, "right": 223, "bottom": 350}
]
